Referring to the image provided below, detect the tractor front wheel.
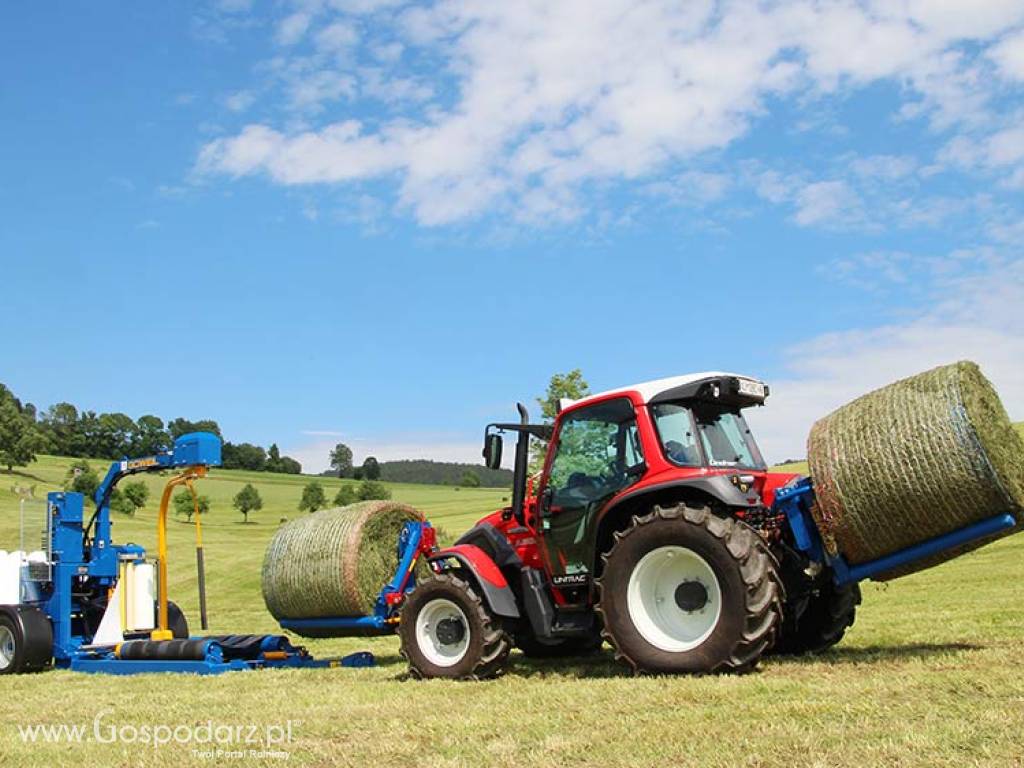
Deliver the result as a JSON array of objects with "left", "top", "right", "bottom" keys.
[
  {"left": 596, "top": 503, "right": 783, "bottom": 674},
  {"left": 399, "top": 574, "right": 511, "bottom": 679}
]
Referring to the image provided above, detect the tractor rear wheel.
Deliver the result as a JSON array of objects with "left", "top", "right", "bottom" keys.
[
  {"left": 399, "top": 574, "right": 511, "bottom": 679},
  {"left": 0, "top": 608, "right": 52, "bottom": 675},
  {"left": 596, "top": 503, "right": 783, "bottom": 674},
  {"left": 773, "top": 581, "right": 860, "bottom": 655}
]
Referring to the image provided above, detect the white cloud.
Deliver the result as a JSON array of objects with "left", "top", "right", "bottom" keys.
[
  {"left": 849, "top": 154, "right": 918, "bottom": 181},
  {"left": 198, "top": 0, "right": 1024, "bottom": 225},
  {"left": 225, "top": 89, "right": 256, "bottom": 112},
  {"left": 792, "top": 180, "right": 860, "bottom": 227},
  {"left": 746, "top": 257, "right": 1024, "bottom": 463},
  {"left": 989, "top": 28, "right": 1024, "bottom": 80},
  {"left": 315, "top": 21, "right": 358, "bottom": 52},
  {"left": 276, "top": 11, "right": 313, "bottom": 46}
]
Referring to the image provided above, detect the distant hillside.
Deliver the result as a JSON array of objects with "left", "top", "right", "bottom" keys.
[{"left": 380, "top": 460, "right": 512, "bottom": 487}]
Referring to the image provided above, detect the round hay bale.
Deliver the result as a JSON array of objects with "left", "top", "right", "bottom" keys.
[
  {"left": 807, "top": 361, "right": 1024, "bottom": 579},
  {"left": 261, "top": 501, "right": 423, "bottom": 620}
]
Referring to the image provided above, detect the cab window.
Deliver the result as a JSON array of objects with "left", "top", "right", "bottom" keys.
[{"left": 547, "top": 398, "right": 644, "bottom": 507}]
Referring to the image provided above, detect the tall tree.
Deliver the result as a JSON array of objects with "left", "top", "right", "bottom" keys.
[
  {"left": 168, "top": 418, "right": 222, "bottom": 439},
  {"left": 329, "top": 443, "right": 353, "bottom": 478},
  {"left": 42, "top": 402, "right": 84, "bottom": 456},
  {"left": 96, "top": 412, "right": 136, "bottom": 458},
  {"left": 362, "top": 456, "right": 381, "bottom": 480},
  {"left": 0, "top": 398, "right": 43, "bottom": 471},
  {"left": 460, "top": 470, "right": 481, "bottom": 488},
  {"left": 221, "top": 442, "right": 267, "bottom": 471},
  {"left": 132, "top": 415, "right": 168, "bottom": 456},
  {"left": 233, "top": 483, "right": 263, "bottom": 523},
  {"left": 278, "top": 456, "right": 302, "bottom": 474},
  {"left": 530, "top": 369, "right": 591, "bottom": 472},
  {"left": 266, "top": 443, "right": 282, "bottom": 472},
  {"left": 537, "top": 369, "right": 591, "bottom": 421}
]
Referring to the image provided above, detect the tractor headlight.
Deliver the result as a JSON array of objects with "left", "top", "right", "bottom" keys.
[{"left": 735, "top": 378, "right": 768, "bottom": 401}]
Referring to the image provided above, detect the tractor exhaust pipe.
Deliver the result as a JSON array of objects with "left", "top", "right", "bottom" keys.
[{"left": 511, "top": 403, "right": 530, "bottom": 527}]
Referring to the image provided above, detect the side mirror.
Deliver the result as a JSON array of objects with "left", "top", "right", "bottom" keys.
[{"left": 483, "top": 433, "right": 503, "bottom": 470}]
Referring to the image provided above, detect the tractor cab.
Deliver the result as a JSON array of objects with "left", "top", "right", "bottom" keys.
[{"left": 530, "top": 373, "right": 773, "bottom": 585}]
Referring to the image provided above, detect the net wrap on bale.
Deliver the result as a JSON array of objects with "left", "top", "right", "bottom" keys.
[
  {"left": 807, "top": 361, "right": 1024, "bottom": 580},
  {"left": 262, "top": 501, "right": 424, "bottom": 620}
]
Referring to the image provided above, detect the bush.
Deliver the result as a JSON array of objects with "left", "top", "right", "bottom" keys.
[
  {"left": 65, "top": 460, "right": 100, "bottom": 503},
  {"left": 357, "top": 480, "right": 391, "bottom": 501},
  {"left": 112, "top": 480, "right": 149, "bottom": 516},
  {"left": 333, "top": 484, "right": 359, "bottom": 506},
  {"left": 299, "top": 481, "right": 327, "bottom": 513},
  {"left": 173, "top": 491, "right": 210, "bottom": 522}
]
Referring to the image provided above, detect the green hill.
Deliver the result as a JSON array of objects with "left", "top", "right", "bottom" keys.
[{"left": 378, "top": 459, "right": 512, "bottom": 487}]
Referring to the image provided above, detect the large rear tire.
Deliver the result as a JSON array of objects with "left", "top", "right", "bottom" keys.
[
  {"left": 399, "top": 574, "right": 511, "bottom": 679},
  {"left": 773, "top": 580, "right": 860, "bottom": 655},
  {"left": 596, "top": 503, "right": 783, "bottom": 674}
]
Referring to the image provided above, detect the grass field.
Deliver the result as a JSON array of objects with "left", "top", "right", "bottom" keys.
[{"left": 1, "top": 454, "right": 1023, "bottom": 767}]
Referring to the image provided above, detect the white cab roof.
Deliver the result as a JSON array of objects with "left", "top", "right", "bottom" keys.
[{"left": 560, "top": 371, "right": 759, "bottom": 410}]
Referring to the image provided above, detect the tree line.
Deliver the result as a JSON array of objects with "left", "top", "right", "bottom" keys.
[
  {"left": 323, "top": 444, "right": 514, "bottom": 487},
  {"left": 0, "top": 382, "right": 301, "bottom": 474}
]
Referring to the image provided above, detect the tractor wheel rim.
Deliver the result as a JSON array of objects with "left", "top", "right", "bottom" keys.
[
  {"left": 0, "top": 626, "right": 14, "bottom": 670},
  {"left": 627, "top": 545, "right": 722, "bottom": 653},
  {"left": 415, "top": 598, "right": 470, "bottom": 667}
]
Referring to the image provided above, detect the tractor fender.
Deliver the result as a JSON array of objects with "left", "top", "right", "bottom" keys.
[
  {"left": 428, "top": 545, "right": 520, "bottom": 619},
  {"left": 600, "top": 475, "right": 759, "bottom": 527},
  {"left": 590, "top": 475, "right": 761, "bottom": 577}
]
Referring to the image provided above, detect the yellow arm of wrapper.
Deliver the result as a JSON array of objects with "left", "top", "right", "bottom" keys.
[{"left": 151, "top": 466, "right": 207, "bottom": 640}]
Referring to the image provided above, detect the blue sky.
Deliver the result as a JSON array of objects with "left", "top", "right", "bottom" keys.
[{"left": 2, "top": 1, "right": 1022, "bottom": 472}]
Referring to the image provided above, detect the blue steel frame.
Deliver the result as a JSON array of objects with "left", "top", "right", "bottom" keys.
[
  {"left": 772, "top": 477, "right": 1017, "bottom": 586},
  {"left": 278, "top": 520, "right": 430, "bottom": 636},
  {"left": 21, "top": 432, "right": 371, "bottom": 675},
  {"left": 68, "top": 640, "right": 374, "bottom": 676}
]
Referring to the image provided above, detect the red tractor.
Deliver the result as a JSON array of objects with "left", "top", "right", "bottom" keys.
[{"left": 398, "top": 372, "right": 860, "bottom": 678}]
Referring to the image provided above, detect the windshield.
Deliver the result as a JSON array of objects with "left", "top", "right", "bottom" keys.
[{"left": 652, "top": 402, "right": 766, "bottom": 470}]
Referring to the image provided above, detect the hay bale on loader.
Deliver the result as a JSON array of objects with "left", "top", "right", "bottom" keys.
[
  {"left": 807, "top": 361, "right": 1024, "bottom": 579},
  {"left": 262, "top": 501, "right": 424, "bottom": 621}
]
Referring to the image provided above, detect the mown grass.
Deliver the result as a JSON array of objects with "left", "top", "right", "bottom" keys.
[{"left": 0, "top": 454, "right": 1022, "bottom": 767}]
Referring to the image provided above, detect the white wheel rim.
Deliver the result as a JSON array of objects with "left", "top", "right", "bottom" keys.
[
  {"left": 415, "top": 598, "right": 470, "bottom": 667},
  {"left": 0, "top": 626, "right": 15, "bottom": 671},
  {"left": 627, "top": 545, "right": 722, "bottom": 653}
]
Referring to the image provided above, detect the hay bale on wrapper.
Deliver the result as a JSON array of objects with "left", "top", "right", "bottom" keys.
[
  {"left": 807, "top": 361, "right": 1024, "bottom": 580},
  {"left": 261, "top": 501, "right": 424, "bottom": 624}
]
